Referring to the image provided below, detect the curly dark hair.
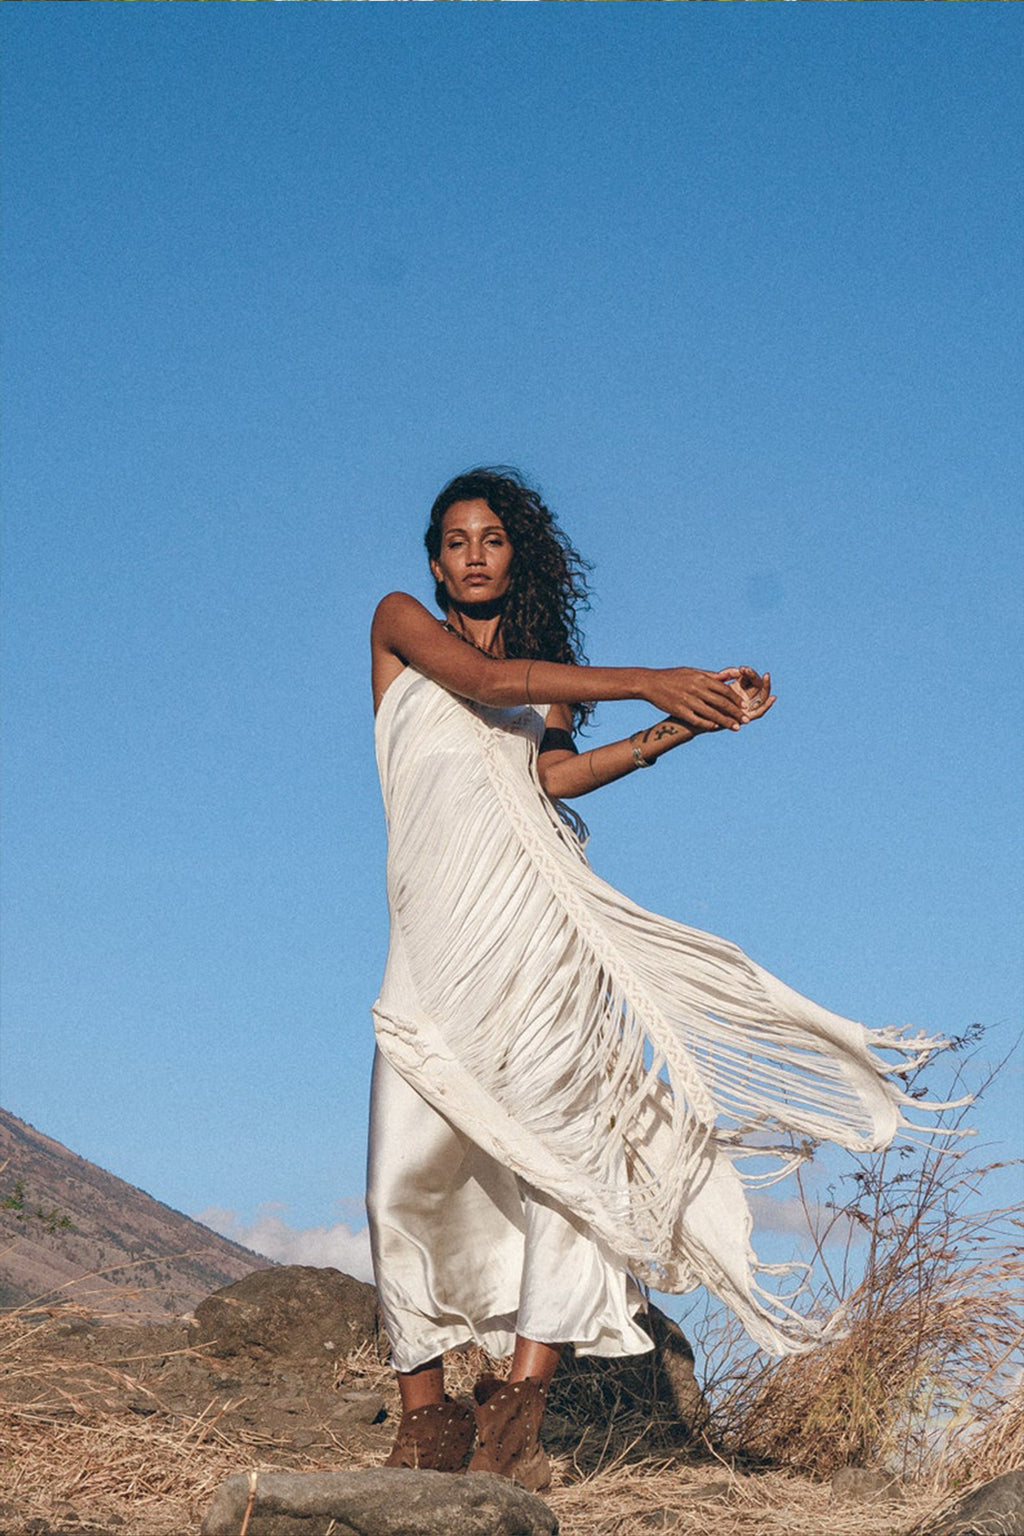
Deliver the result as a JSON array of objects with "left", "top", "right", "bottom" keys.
[{"left": 425, "top": 467, "right": 593, "bottom": 729}]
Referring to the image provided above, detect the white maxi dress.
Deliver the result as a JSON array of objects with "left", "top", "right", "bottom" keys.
[{"left": 368, "top": 668, "right": 944, "bottom": 1374}]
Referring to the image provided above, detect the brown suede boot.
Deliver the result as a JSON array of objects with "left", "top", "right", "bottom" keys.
[
  {"left": 467, "top": 1374, "right": 551, "bottom": 1492},
  {"left": 383, "top": 1396, "right": 475, "bottom": 1472}
]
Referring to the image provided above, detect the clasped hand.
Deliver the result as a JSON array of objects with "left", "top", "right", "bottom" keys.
[{"left": 648, "top": 666, "right": 775, "bottom": 733}]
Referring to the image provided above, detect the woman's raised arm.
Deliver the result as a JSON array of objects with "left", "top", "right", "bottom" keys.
[
  {"left": 371, "top": 590, "right": 752, "bottom": 732},
  {"left": 537, "top": 671, "right": 775, "bottom": 800}
]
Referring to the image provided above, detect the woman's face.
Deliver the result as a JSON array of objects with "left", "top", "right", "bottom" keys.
[{"left": 430, "top": 499, "right": 514, "bottom": 607}]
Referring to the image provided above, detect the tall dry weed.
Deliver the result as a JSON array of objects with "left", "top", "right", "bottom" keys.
[{"left": 703, "top": 1030, "right": 1023, "bottom": 1483}]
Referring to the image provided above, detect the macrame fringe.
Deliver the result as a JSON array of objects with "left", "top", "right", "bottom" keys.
[{"left": 373, "top": 675, "right": 959, "bottom": 1355}]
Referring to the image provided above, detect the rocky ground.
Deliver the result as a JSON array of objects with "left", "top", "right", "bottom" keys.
[{"left": 0, "top": 1268, "right": 1012, "bottom": 1536}]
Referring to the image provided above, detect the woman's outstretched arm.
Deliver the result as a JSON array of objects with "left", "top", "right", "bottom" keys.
[
  {"left": 372, "top": 591, "right": 752, "bottom": 733},
  {"left": 537, "top": 671, "right": 775, "bottom": 800}
]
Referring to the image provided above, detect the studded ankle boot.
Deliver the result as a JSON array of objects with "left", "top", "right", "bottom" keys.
[
  {"left": 467, "top": 1374, "right": 551, "bottom": 1492},
  {"left": 383, "top": 1395, "right": 475, "bottom": 1472}
]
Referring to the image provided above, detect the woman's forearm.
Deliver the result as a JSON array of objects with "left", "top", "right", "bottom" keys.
[
  {"left": 486, "top": 657, "right": 745, "bottom": 734},
  {"left": 483, "top": 657, "right": 648, "bottom": 710},
  {"left": 539, "top": 717, "right": 696, "bottom": 800}
]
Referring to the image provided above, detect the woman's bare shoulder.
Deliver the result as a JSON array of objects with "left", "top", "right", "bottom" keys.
[
  {"left": 371, "top": 593, "right": 502, "bottom": 709},
  {"left": 373, "top": 590, "right": 444, "bottom": 647},
  {"left": 372, "top": 590, "right": 431, "bottom": 624},
  {"left": 372, "top": 595, "right": 429, "bottom": 710},
  {"left": 371, "top": 592, "right": 442, "bottom": 676}
]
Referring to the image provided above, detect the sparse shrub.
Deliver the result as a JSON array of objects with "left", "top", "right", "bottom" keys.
[
  {"left": 703, "top": 1028, "right": 1023, "bottom": 1483},
  {"left": 1, "top": 1177, "right": 73, "bottom": 1233}
]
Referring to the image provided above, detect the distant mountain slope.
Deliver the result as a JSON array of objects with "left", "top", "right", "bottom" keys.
[{"left": 0, "top": 1108, "right": 272, "bottom": 1315}]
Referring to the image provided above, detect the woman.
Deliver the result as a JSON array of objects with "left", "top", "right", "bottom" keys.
[{"left": 368, "top": 468, "right": 942, "bottom": 1489}]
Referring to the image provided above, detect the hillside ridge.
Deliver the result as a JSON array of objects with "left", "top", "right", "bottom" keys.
[{"left": 0, "top": 1106, "right": 272, "bottom": 1315}]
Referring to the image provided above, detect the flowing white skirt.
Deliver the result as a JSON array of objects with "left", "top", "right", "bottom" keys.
[{"left": 367, "top": 1050, "right": 651, "bottom": 1373}]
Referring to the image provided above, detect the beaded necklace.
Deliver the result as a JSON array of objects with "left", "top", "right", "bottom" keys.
[{"left": 442, "top": 619, "right": 503, "bottom": 658}]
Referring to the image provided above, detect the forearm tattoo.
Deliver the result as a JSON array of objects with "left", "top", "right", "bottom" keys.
[{"left": 630, "top": 721, "right": 684, "bottom": 750}]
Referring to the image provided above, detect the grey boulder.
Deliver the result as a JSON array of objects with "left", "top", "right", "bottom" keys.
[
  {"left": 921, "top": 1470, "right": 1024, "bottom": 1536},
  {"left": 201, "top": 1468, "right": 558, "bottom": 1536}
]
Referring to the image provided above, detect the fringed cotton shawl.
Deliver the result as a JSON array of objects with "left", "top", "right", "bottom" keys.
[{"left": 372, "top": 668, "right": 947, "bottom": 1356}]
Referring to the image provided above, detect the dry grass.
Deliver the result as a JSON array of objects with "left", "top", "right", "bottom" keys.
[
  {"left": 2, "top": 1040, "right": 1020, "bottom": 1534},
  {"left": 546, "top": 1461, "right": 930, "bottom": 1536},
  {"left": 0, "top": 1297, "right": 294, "bottom": 1533},
  {"left": 0, "top": 1302, "right": 945, "bottom": 1536},
  {"left": 0, "top": 1299, "right": 1012, "bottom": 1536},
  {"left": 943, "top": 1381, "right": 1024, "bottom": 1490},
  {"left": 704, "top": 1041, "right": 1023, "bottom": 1494}
]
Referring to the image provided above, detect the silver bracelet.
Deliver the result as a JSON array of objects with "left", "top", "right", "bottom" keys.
[{"left": 631, "top": 744, "right": 656, "bottom": 769}]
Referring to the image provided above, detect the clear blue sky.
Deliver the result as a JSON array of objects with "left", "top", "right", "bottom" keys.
[{"left": 3, "top": 8, "right": 1021, "bottom": 1298}]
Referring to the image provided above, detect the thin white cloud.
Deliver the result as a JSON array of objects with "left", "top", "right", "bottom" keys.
[
  {"left": 196, "top": 1204, "right": 374, "bottom": 1284},
  {"left": 749, "top": 1191, "right": 862, "bottom": 1246}
]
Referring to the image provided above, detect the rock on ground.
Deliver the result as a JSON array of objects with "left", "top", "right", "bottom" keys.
[
  {"left": 190, "top": 1264, "right": 380, "bottom": 1363},
  {"left": 921, "top": 1469, "right": 1024, "bottom": 1536},
  {"left": 201, "top": 1468, "right": 557, "bottom": 1536},
  {"left": 644, "top": 1302, "right": 707, "bottom": 1435},
  {"left": 830, "top": 1466, "right": 903, "bottom": 1504},
  {"left": 550, "top": 1301, "right": 706, "bottom": 1443}
]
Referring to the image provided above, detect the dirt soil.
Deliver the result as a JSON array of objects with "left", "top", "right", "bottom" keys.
[{"left": 0, "top": 1290, "right": 953, "bottom": 1536}]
